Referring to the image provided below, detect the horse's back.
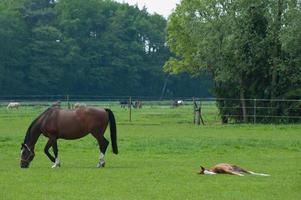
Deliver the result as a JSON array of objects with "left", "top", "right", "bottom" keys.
[
  {"left": 74, "top": 107, "right": 108, "bottom": 122},
  {"left": 74, "top": 107, "right": 109, "bottom": 134},
  {"left": 210, "top": 163, "right": 234, "bottom": 173},
  {"left": 211, "top": 163, "right": 248, "bottom": 174},
  {"left": 54, "top": 107, "right": 108, "bottom": 139}
]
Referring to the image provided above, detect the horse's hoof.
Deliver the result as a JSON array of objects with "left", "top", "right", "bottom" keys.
[
  {"left": 52, "top": 159, "right": 61, "bottom": 168},
  {"left": 97, "top": 162, "right": 105, "bottom": 168},
  {"left": 52, "top": 163, "right": 61, "bottom": 168}
]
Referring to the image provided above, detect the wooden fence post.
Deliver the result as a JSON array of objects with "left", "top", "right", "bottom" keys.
[
  {"left": 193, "top": 99, "right": 204, "bottom": 125},
  {"left": 199, "top": 100, "right": 205, "bottom": 125},
  {"left": 196, "top": 107, "right": 201, "bottom": 125},
  {"left": 129, "top": 96, "right": 132, "bottom": 122},
  {"left": 193, "top": 97, "right": 196, "bottom": 124},
  {"left": 253, "top": 99, "right": 257, "bottom": 124},
  {"left": 199, "top": 101, "right": 205, "bottom": 125}
]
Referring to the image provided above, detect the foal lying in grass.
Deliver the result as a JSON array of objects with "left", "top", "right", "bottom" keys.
[{"left": 199, "top": 163, "right": 270, "bottom": 176}]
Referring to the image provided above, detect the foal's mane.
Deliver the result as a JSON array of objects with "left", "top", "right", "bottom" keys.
[{"left": 23, "top": 106, "right": 55, "bottom": 144}]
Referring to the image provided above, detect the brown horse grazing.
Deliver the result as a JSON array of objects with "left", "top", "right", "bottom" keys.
[{"left": 20, "top": 105, "right": 118, "bottom": 168}]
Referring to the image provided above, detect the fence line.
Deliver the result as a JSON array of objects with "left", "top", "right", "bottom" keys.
[
  {"left": 0, "top": 95, "right": 300, "bottom": 124},
  {"left": 1, "top": 95, "right": 300, "bottom": 102}
]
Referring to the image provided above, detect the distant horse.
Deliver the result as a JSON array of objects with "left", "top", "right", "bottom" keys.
[
  {"left": 7, "top": 102, "right": 21, "bottom": 109},
  {"left": 74, "top": 102, "right": 87, "bottom": 109},
  {"left": 172, "top": 100, "right": 184, "bottom": 108},
  {"left": 133, "top": 101, "right": 142, "bottom": 109},
  {"left": 120, "top": 100, "right": 130, "bottom": 108},
  {"left": 20, "top": 106, "right": 118, "bottom": 168}
]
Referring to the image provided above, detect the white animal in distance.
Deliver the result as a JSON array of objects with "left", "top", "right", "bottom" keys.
[{"left": 7, "top": 102, "right": 21, "bottom": 110}]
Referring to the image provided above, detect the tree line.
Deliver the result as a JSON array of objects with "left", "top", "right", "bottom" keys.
[
  {"left": 0, "top": 0, "right": 212, "bottom": 97},
  {"left": 165, "top": 0, "right": 301, "bottom": 122}
]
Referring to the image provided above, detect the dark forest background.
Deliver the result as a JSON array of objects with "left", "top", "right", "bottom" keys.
[{"left": 0, "top": 0, "right": 213, "bottom": 97}]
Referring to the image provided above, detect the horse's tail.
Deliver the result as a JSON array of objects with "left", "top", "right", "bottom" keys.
[{"left": 105, "top": 108, "right": 118, "bottom": 154}]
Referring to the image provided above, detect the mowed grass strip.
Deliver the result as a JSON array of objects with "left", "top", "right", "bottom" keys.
[{"left": 0, "top": 106, "right": 300, "bottom": 200}]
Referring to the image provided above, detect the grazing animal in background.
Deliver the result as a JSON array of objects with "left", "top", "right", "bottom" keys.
[
  {"left": 20, "top": 105, "right": 118, "bottom": 168},
  {"left": 133, "top": 101, "right": 142, "bottom": 109},
  {"left": 7, "top": 102, "right": 21, "bottom": 110},
  {"left": 74, "top": 102, "right": 87, "bottom": 109},
  {"left": 52, "top": 101, "right": 61, "bottom": 108},
  {"left": 172, "top": 100, "right": 184, "bottom": 108},
  {"left": 199, "top": 163, "right": 270, "bottom": 176},
  {"left": 120, "top": 100, "right": 129, "bottom": 108}
]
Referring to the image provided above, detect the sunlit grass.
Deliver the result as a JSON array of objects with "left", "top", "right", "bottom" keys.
[{"left": 0, "top": 105, "right": 300, "bottom": 200}]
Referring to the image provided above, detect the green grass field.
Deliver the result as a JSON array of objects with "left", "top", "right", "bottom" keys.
[{"left": 0, "top": 104, "right": 300, "bottom": 200}]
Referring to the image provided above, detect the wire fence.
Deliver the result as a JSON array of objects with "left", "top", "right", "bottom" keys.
[{"left": 0, "top": 95, "right": 300, "bottom": 124}]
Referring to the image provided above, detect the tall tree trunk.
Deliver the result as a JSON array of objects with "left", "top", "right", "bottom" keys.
[
  {"left": 271, "top": 0, "right": 283, "bottom": 99},
  {"left": 160, "top": 75, "right": 169, "bottom": 100},
  {"left": 240, "top": 76, "right": 247, "bottom": 123},
  {"left": 270, "top": 0, "right": 283, "bottom": 118}
]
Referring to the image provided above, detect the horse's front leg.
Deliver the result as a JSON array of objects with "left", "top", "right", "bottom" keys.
[
  {"left": 52, "top": 139, "right": 60, "bottom": 168},
  {"left": 44, "top": 137, "right": 60, "bottom": 168}
]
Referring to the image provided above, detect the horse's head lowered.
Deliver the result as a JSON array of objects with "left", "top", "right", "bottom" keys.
[{"left": 20, "top": 143, "right": 35, "bottom": 168}]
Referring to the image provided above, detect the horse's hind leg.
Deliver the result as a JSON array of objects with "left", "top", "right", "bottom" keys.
[
  {"left": 225, "top": 170, "right": 244, "bottom": 176},
  {"left": 98, "top": 138, "right": 109, "bottom": 168},
  {"left": 92, "top": 132, "right": 109, "bottom": 168}
]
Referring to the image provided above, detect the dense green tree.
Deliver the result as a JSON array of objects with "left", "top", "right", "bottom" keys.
[
  {"left": 279, "top": 1, "right": 301, "bottom": 98},
  {"left": 0, "top": 2, "right": 29, "bottom": 94},
  {"left": 0, "top": 0, "right": 212, "bottom": 97},
  {"left": 165, "top": 0, "right": 301, "bottom": 122}
]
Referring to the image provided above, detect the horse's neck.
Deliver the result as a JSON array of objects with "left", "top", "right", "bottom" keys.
[
  {"left": 27, "top": 122, "right": 42, "bottom": 148},
  {"left": 26, "top": 107, "right": 57, "bottom": 148}
]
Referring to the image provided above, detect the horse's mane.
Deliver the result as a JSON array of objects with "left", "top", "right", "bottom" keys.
[{"left": 23, "top": 106, "right": 55, "bottom": 144}]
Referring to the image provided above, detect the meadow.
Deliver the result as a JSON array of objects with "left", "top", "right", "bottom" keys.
[{"left": 0, "top": 103, "right": 300, "bottom": 200}]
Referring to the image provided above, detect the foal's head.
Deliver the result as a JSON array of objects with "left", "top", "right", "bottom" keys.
[
  {"left": 199, "top": 166, "right": 206, "bottom": 174},
  {"left": 199, "top": 165, "right": 216, "bottom": 175},
  {"left": 20, "top": 143, "right": 35, "bottom": 168}
]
